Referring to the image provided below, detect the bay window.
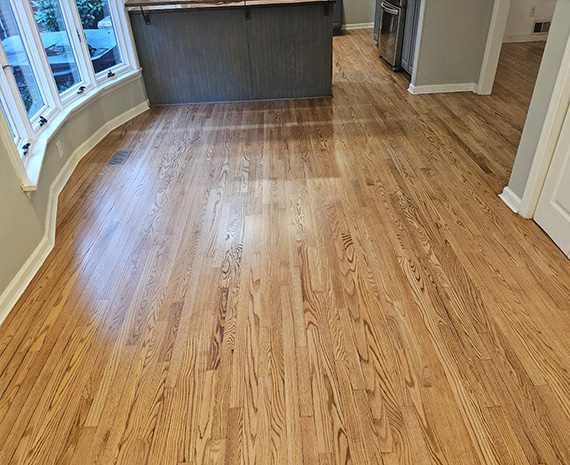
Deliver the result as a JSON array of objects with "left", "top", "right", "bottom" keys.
[{"left": 0, "top": 0, "right": 136, "bottom": 176}]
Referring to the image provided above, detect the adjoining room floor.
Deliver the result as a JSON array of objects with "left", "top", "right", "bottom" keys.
[{"left": 1, "top": 32, "right": 569, "bottom": 465}]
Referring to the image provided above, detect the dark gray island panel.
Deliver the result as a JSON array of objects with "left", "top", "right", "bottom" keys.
[
  {"left": 247, "top": 6, "right": 333, "bottom": 101},
  {"left": 130, "top": 9, "right": 252, "bottom": 104},
  {"left": 128, "top": 1, "right": 334, "bottom": 105}
]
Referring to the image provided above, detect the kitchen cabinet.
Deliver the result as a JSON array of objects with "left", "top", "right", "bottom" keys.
[
  {"left": 374, "top": 0, "right": 381, "bottom": 43},
  {"left": 401, "top": 0, "right": 421, "bottom": 75}
]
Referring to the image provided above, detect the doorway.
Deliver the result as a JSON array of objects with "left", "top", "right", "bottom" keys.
[
  {"left": 480, "top": 0, "right": 570, "bottom": 255},
  {"left": 479, "top": 0, "right": 556, "bottom": 95},
  {"left": 484, "top": 0, "right": 570, "bottom": 257}
]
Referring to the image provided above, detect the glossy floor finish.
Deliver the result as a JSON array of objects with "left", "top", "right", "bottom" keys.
[{"left": 2, "top": 34, "right": 570, "bottom": 465}]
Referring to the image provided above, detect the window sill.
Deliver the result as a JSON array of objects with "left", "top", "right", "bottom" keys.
[{"left": 21, "top": 67, "right": 143, "bottom": 191}]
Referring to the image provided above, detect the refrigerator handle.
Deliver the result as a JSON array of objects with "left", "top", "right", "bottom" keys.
[{"left": 381, "top": 3, "right": 400, "bottom": 14}]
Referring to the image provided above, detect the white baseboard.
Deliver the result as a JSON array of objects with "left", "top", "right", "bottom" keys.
[
  {"left": 408, "top": 82, "right": 479, "bottom": 95},
  {"left": 0, "top": 237, "right": 52, "bottom": 327},
  {"left": 342, "top": 22, "right": 374, "bottom": 31},
  {"left": 503, "top": 34, "right": 548, "bottom": 43},
  {"left": 0, "top": 99, "right": 149, "bottom": 326},
  {"left": 499, "top": 186, "right": 522, "bottom": 213}
]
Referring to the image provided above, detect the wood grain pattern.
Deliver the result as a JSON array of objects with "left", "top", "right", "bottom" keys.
[{"left": 1, "top": 35, "right": 569, "bottom": 465}]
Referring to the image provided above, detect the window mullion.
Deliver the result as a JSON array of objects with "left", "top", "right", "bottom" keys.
[
  {"left": 11, "top": 0, "right": 62, "bottom": 115},
  {"left": 12, "top": 0, "right": 62, "bottom": 127},
  {"left": 59, "top": 1, "right": 95, "bottom": 93},
  {"left": 107, "top": 0, "right": 139, "bottom": 71},
  {"left": 0, "top": 44, "right": 35, "bottom": 153},
  {"left": 0, "top": 101, "right": 34, "bottom": 187},
  {"left": 0, "top": 81, "right": 34, "bottom": 154}
]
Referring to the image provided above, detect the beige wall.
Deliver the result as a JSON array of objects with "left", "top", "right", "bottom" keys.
[
  {"left": 343, "top": 0, "right": 375, "bottom": 25},
  {"left": 412, "top": 0, "right": 495, "bottom": 87},
  {"left": 0, "top": 139, "right": 44, "bottom": 294},
  {"left": 504, "top": 0, "right": 557, "bottom": 41},
  {"left": 0, "top": 75, "right": 147, "bottom": 308}
]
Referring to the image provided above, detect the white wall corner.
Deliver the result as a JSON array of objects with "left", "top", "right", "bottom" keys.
[
  {"left": 518, "top": 32, "right": 570, "bottom": 220},
  {"left": 0, "top": 99, "right": 150, "bottom": 324},
  {"left": 478, "top": 0, "right": 511, "bottom": 96},
  {"left": 499, "top": 186, "right": 522, "bottom": 213},
  {"left": 408, "top": 83, "right": 478, "bottom": 95}
]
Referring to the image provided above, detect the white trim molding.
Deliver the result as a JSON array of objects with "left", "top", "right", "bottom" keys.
[
  {"left": 0, "top": 237, "right": 52, "bottom": 327},
  {"left": 503, "top": 34, "right": 549, "bottom": 43},
  {"left": 44, "top": 100, "right": 150, "bottom": 241},
  {"left": 518, "top": 32, "right": 570, "bottom": 219},
  {"left": 24, "top": 69, "right": 144, "bottom": 189},
  {"left": 342, "top": 22, "right": 374, "bottom": 31},
  {"left": 478, "top": 0, "right": 511, "bottom": 95},
  {"left": 1, "top": 0, "right": 139, "bottom": 186},
  {"left": 408, "top": 82, "right": 478, "bottom": 95},
  {"left": 0, "top": 98, "right": 149, "bottom": 326},
  {"left": 499, "top": 187, "right": 522, "bottom": 213}
]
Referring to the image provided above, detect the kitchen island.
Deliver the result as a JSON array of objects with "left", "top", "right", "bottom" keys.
[{"left": 126, "top": 0, "right": 334, "bottom": 104}]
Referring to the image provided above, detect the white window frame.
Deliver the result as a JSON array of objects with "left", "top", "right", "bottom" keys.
[
  {"left": 0, "top": 0, "right": 137, "bottom": 174},
  {"left": 0, "top": 61, "right": 32, "bottom": 152},
  {"left": 62, "top": 1, "right": 97, "bottom": 91},
  {"left": 80, "top": 0, "right": 137, "bottom": 84},
  {"left": 10, "top": 0, "right": 61, "bottom": 131},
  {"left": 54, "top": 0, "right": 95, "bottom": 103},
  {"left": 20, "top": 0, "right": 94, "bottom": 115}
]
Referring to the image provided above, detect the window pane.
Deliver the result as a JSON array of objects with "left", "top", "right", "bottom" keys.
[
  {"left": 0, "top": 0, "right": 44, "bottom": 116},
  {"left": 76, "top": 0, "right": 121, "bottom": 74},
  {"left": 31, "top": 0, "right": 81, "bottom": 93}
]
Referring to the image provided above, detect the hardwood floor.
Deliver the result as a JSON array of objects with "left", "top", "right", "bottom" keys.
[{"left": 2, "top": 33, "right": 569, "bottom": 465}]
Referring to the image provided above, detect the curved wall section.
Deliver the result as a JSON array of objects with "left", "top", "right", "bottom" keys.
[{"left": 0, "top": 73, "right": 149, "bottom": 323}]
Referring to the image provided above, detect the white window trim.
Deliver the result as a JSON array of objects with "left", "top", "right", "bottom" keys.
[
  {"left": 90, "top": 0, "right": 139, "bottom": 85},
  {"left": 23, "top": 67, "right": 142, "bottom": 190},
  {"left": 0, "top": 5, "right": 45, "bottom": 148},
  {"left": 0, "top": 97, "right": 33, "bottom": 188},
  {"left": 110, "top": 0, "right": 140, "bottom": 68},
  {"left": 57, "top": 0, "right": 96, "bottom": 100},
  {"left": 0, "top": 48, "right": 33, "bottom": 151},
  {"left": 12, "top": 0, "right": 62, "bottom": 125},
  {"left": 0, "top": 0, "right": 139, "bottom": 187},
  {"left": 0, "top": 85, "right": 29, "bottom": 153}
]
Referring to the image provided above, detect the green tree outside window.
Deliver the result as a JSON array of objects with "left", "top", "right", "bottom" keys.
[{"left": 32, "top": 0, "right": 106, "bottom": 32}]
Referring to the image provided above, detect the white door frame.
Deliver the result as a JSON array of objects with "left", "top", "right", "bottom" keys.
[
  {"left": 518, "top": 33, "right": 570, "bottom": 218},
  {"left": 478, "top": 0, "right": 511, "bottom": 95}
]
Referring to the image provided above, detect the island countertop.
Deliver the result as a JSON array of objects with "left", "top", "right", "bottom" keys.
[{"left": 125, "top": 0, "right": 334, "bottom": 9}]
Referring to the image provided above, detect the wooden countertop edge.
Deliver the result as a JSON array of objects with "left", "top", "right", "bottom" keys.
[{"left": 126, "top": 0, "right": 334, "bottom": 9}]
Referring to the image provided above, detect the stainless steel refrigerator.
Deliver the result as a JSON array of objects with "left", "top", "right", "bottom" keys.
[{"left": 377, "top": 0, "right": 406, "bottom": 70}]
